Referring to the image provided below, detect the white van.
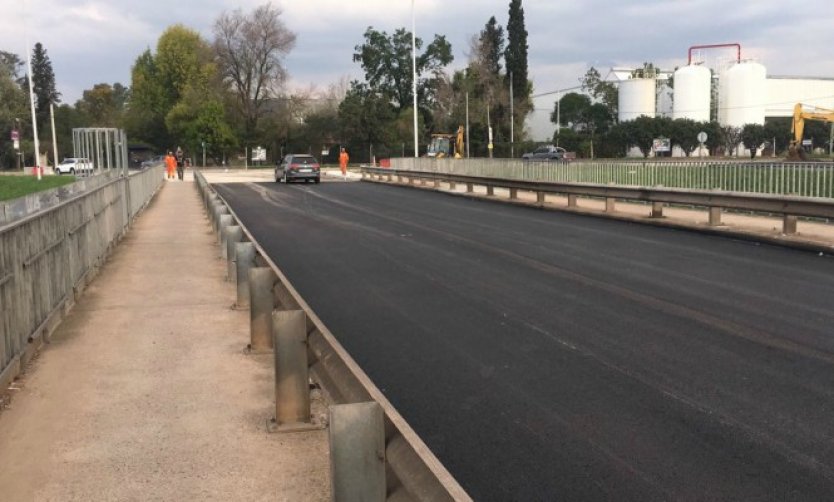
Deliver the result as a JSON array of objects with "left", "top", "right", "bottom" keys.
[{"left": 55, "top": 157, "right": 93, "bottom": 175}]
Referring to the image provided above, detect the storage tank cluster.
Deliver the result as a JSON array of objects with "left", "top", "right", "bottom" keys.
[{"left": 618, "top": 59, "right": 768, "bottom": 127}]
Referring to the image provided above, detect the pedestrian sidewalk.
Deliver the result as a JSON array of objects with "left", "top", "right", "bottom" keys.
[{"left": 0, "top": 178, "right": 329, "bottom": 501}]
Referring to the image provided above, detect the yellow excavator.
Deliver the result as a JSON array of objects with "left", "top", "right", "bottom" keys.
[
  {"left": 788, "top": 103, "right": 834, "bottom": 160},
  {"left": 426, "top": 125, "right": 465, "bottom": 159}
]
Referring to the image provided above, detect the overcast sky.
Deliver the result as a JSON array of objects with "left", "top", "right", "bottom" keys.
[{"left": 2, "top": 0, "right": 833, "bottom": 139}]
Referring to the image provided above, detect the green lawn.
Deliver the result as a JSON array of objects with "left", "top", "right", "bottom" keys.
[{"left": 0, "top": 175, "right": 77, "bottom": 202}]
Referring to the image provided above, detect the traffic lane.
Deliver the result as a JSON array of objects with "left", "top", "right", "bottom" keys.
[{"left": 215, "top": 181, "right": 834, "bottom": 500}]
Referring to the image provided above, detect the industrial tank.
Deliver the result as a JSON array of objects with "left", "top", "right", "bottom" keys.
[
  {"left": 719, "top": 61, "right": 766, "bottom": 127},
  {"left": 673, "top": 64, "right": 711, "bottom": 121},
  {"left": 618, "top": 78, "right": 656, "bottom": 122}
]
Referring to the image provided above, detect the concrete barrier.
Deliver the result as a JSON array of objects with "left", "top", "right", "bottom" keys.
[{"left": 0, "top": 166, "right": 165, "bottom": 392}]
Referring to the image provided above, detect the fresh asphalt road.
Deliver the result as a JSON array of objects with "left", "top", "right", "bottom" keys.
[{"left": 215, "top": 179, "right": 834, "bottom": 501}]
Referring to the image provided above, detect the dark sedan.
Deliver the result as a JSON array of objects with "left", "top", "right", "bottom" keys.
[{"left": 275, "top": 154, "right": 321, "bottom": 183}]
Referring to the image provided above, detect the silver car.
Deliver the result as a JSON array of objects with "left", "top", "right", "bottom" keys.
[{"left": 55, "top": 157, "right": 93, "bottom": 175}]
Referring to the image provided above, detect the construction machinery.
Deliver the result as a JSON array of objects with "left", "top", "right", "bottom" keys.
[
  {"left": 426, "top": 126, "right": 465, "bottom": 159},
  {"left": 789, "top": 103, "right": 834, "bottom": 160}
]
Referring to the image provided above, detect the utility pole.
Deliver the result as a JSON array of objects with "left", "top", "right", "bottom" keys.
[
  {"left": 487, "top": 103, "right": 493, "bottom": 159},
  {"left": 50, "top": 103, "right": 58, "bottom": 171},
  {"left": 411, "top": 0, "right": 418, "bottom": 158},
  {"left": 24, "top": 0, "right": 41, "bottom": 180},
  {"left": 465, "top": 91, "right": 470, "bottom": 158},
  {"left": 509, "top": 71, "right": 514, "bottom": 158}
]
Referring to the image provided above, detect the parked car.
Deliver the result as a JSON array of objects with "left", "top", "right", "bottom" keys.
[
  {"left": 275, "top": 154, "right": 321, "bottom": 183},
  {"left": 55, "top": 157, "right": 93, "bottom": 175},
  {"left": 140, "top": 155, "right": 165, "bottom": 169},
  {"left": 522, "top": 145, "right": 566, "bottom": 161}
]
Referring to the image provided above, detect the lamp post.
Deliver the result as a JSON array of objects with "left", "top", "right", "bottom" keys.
[
  {"left": 411, "top": 0, "right": 418, "bottom": 158},
  {"left": 23, "top": 0, "right": 41, "bottom": 180}
]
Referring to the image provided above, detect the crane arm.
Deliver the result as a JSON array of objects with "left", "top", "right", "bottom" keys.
[{"left": 792, "top": 103, "right": 834, "bottom": 145}]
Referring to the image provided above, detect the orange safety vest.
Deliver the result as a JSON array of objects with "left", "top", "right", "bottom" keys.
[
  {"left": 339, "top": 151, "right": 349, "bottom": 167},
  {"left": 165, "top": 155, "right": 176, "bottom": 170}
]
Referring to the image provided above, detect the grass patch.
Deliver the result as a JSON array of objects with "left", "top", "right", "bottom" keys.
[{"left": 0, "top": 175, "right": 77, "bottom": 202}]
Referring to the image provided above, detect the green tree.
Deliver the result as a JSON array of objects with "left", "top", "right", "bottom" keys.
[
  {"left": 701, "top": 121, "right": 725, "bottom": 156},
  {"left": 338, "top": 82, "right": 395, "bottom": 162},
  {"left": 740, "top": 123, "right": 767, "bottom": 158},
  {"left": 627, "top": 116, "right": 658, "bottom": 157},
  {"left": 0, "top": 63, "right": 28, "bottom": 168},
  {"left": 580, "top": 67, "right": 618, "bottom": 117},
  {"left": 668, "top": 118, "right": 700, "bottom": 156},
  {"left": 763, "top": 117, "right": 791, "bottom": 156},
  {"left": 479, "top": 17, "right": 504, "bottom": 77},
  {"left": 124, "top": 49, "right": 170, "bottom": 148},
  {"left": 76, "top": 83, "right": 129, "bottom": 127},
  {"left": 353, "top": 27, "right": 453, "bottom": 113},
  {"left": 505, "top": 0, "right": 529, "bottom": 102},
  {"left": 722, "top": 125, "right": 741, "bottom": 156},
  {"left": 31, "top": 43, "right": 60, "bottom": 123}
]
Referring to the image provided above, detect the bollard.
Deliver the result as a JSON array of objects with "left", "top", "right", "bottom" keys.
[
  {"left": 225, "top": 226, "right": 243, "bottom": 281},
  {"left": 273, "top": 309, "right": 311, "bottom": 428},
  {"left": 605, "top": 197, "right": 616, "bottom": 213},
  {"left": 651, "top": 201, "right": 664, "bottom": 218},
  {"left": 329, "top": 402, "right": 386, "bottom": 502},
  {"left": 235, "top": 242, "right": 256, "bottom": 308},
  {"left": 249, "top": 268, "right": 276, "bottom": 352},
  {"left": 509, "top": 188, "right": 518, "bottom": 200},
  {"left": 218, "top": 215, "right": 233, "bottom": 255},
  {"left": 486, "top": 185, "right": 494, "bottom": 196},
  {"left": 708, "top": 207, "right": 722, "bottom": 226},
  {"left": 567, "top": 194, "right": 578, "bottom": 207},
  {"left": 783, "top": 215, "right": 798, "bottom": 235}
]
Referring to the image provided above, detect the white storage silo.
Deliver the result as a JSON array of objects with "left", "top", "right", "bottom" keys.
[
  {"left": 719, "top": 61, "right": 766, "bottom": 127},
  {"left": 673, "top": 64, "right": 711, "bottom": 121},
  {"left": 618, "top": 78, "right": 656, "bottom": 122}
]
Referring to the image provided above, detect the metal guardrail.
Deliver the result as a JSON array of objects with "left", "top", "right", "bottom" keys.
[
  {"left": 193, "top": 171, "right": 471, "bottom": 502},
  {"left": 0, "top": 165, "right": 165, "bottom": 392},
  {"left": 361, "top": 167, "right": 834, "bottom": 237},
  {"left": 392, "top": 158, "right": 834, "bottom": 199}
]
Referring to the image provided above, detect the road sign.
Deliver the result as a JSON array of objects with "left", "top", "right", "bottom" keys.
[
  {"left": 10, "top": 129, "right": 19, "bottom": 141},
  {"left": 251, "top": 146, "right": 266, "bottom": 162},
  {"left": 697, "top": 131, "right": 708, "bottom": 143},
  {"left": 652, "top": 138, "right": 670, "bottom": 152}
]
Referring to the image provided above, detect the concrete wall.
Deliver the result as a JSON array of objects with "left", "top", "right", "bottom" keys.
[{"left": 0, "top": 166, "right": 165, "bottom": 390}]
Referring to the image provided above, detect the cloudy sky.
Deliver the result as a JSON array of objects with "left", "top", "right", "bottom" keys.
[{"left": 3, "top": 0, "right": 833, "bottom": 139}]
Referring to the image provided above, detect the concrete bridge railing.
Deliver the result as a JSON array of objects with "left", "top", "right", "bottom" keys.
[{"left": 0, "top": 166, "right": 165, "bottom": 391}]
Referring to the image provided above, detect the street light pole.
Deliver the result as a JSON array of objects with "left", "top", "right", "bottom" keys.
[
  {"left": 510, "top": 71, "right": 514, "bottom": 158},
  {"left": 411, "top": 0, "right": 419, "bottom": 158},
  {"left": 23, "top": 0, "right": 41, "bottom": 180}
]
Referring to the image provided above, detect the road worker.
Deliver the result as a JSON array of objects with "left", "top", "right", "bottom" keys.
[
  {"left": 339, "top": 147, "right": 349, "bottom": 180},
  {"left": 165, "top": 151, "right": 177, "bottom": 180}
]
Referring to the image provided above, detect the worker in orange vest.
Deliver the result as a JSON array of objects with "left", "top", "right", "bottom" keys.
[
  {"left": 338, "top": 147, "right": 349, "bottom": 180},
  {"left": 165, "top": 151, "right": 177, "bottom": 180}
]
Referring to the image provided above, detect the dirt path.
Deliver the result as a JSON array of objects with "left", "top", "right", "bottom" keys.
[{"left": 0, "top": 179, "right": 329, "bottom": 501}]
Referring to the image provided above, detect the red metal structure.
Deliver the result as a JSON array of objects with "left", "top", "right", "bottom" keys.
[{"left": 688, "top": 43, "right": 741, "bottom": 64}]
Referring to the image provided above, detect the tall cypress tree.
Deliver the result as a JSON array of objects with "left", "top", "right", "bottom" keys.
[
  {"left": 31, "top": 42, "right": 60, "bottom": 120},
  {"left": 479, "top": 16, "right": 505, "bottom": 77},
  {"left": 504, "top": 0, "right": 529, "bottom": 101}
]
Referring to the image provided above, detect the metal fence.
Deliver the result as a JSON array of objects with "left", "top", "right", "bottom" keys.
[
  {"left": 0, "top": 165, "right": 164, "bottom": 390},
  {"left": 391, "top": 158, "right": 834, "bottom": 199}
]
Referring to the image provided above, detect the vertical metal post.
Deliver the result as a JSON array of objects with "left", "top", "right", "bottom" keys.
[
  {"left": 218, "top": 214, "right": 233, "bottom": 253},
  {"left": 651, "top": 202, "right": 664, "bottom": 218},
  {"left": 509, "top": 188, "right": 518, "bottom": 199},
  {"left": 329, "top": 402, "right": 386, "bottom": 502},
  {"left": 783, "top": 215, "right": 798, "bottom": 235},
  {"left": 537, "top": 191, "right": 545, "bottom": 205},
  {"left": 708, "top": 207, "right": 722, "bottom": 226},
  {"left": 272, "top": 309, "right": 310, "bottom": 427},
  {"left": 605, "top": 197, "right": 616, "bottom": 213},
  {"left": 235, "top": 242, "right": 256, "bottom": 308},
  {"left": 249, "top": 268, "right": 276, "bottom": 352},
  {"left": 225, "top": 226, "right": 243, "bottom": 281},
  {"left": 567, "top": 194, "right": 578, "bottom": 207}
]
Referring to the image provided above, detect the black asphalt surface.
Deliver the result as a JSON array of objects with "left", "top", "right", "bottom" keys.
[{"left": 215, "top": 179, "right": 834, "bottom": 501}]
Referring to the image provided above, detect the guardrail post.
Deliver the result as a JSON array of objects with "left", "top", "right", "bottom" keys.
[
  {"left": 783, "top": 215, "right": 798, "bottom": 235},
  {"left": 397, "top": 175, "right": 403, "bottom": 183},
  {"left": 249, "top": 267, "right": 276, "bottom": 352},
  {"left": 708, "top": 207, "right": 722, "bottom": 226},
  {"left": 224, "top": 226, "right": 243, "bottom": 281},
  {"left": 272, "top": 309, "right": 311, "bottom": 428},
  {"left": 449, "top": 181, "right": 457, "bottom": 190},
  {"left": 387, "top": 173, "right": 392, "bottom": 182},
  {"left": 235, "top": 242, "right": 256, "bottom": 308},
  {"left": 536, "top": 191, "right": 545, "bottom": 205},
  {"left": 651, "top": 202, "right": 664, "bottom": 218},
  {"left": 361, "top": 171, "right": 367, "bottom": 180},
  {"left": 567, "top": 194, "right": 577, "bottom": 207},
  {"left": 509, "top": 188, "right": 518, "bottom": 200},
  {"left": 466, "top": 182, "right": 473, "bottom": 193},
  {"left": 329, "top": 402, "right": 386, "bottom": 502},
  {"left": 433, "top": 178, "right": 440, "bottom": 188},
  {"left": 214, "top": 205, "right": 229, "bottom": 233},
  {"left": 218, "top": 215, "right": 233, "bottom": 255},
  {"left": 409, "top": 177, "right": 416, "bottom": 185},
  {"left": 486, "top": 185, "right": 494, "bottom": 196},
  {"left": 605, "top": 197, "right": 616, "bottom": 213}
]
